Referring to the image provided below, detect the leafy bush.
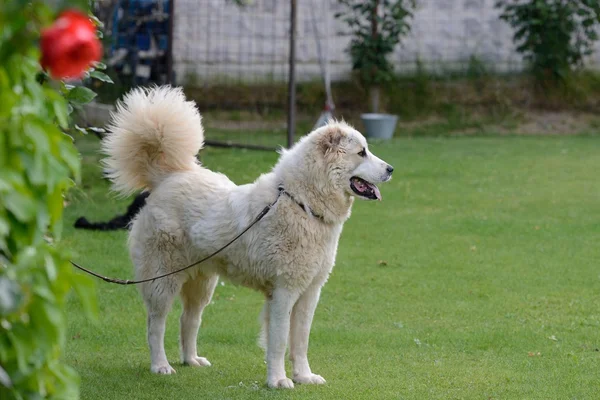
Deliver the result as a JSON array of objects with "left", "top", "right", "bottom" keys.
[
  {"left": 0, "top": 1, "right": 108, "bottom": 398},
  {"left": 335, "top": 0, "right": 416, "bottom": 112},
  {"left": 496, "top": 0, "right": 600, "bottom": 84}
]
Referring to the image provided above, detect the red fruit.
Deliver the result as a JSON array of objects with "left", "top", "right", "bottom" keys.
[{"left": 40, "top": 9, "right": 103, "bottom": 80}]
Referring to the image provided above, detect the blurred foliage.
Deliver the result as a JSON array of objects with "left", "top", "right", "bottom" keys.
[
  {"left": 335, "top": 0, "right": 416, "bottom": 86},
  {"left": 0, "top": 0, "right": 109, "bottom": 398},
  {"left": 497, "top": 0, "right": 600, "bottom": 85}
]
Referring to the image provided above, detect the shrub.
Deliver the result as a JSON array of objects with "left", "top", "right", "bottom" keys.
[
  {"left": 0, "top": 1, "right": 108, "bottom": 398},
  {"left": 335, "top": 0, "right": 416, "bottom": 112},
  {"left": 496, "top": 0, "right": 600, "bottom": 85}
]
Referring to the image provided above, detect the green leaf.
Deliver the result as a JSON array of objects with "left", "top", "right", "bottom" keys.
[
  {"left": 47, "top": 186, "right": 64, "bottom": 236},
  {"left": 24, "top": 121, "right": 50, "bottom": 153},
  {"left": 93, "top": 61, "right": 107, "bottom": 70},
  {"left": 5, "top": 190, "right": 37, "bottom": 222},
  {"left": 42, "top": 301, "right": 65, "bottom": 340},
  {"left": 53, "top": 98, "right": 69, "bottom": 129},
  {"left": 89, "top": 71, "right": 114, "bottom": 83},
  {"left": 36, "top": 207, "right": 50, "bottom": 239},
  {"left": 23, "top": 152, "right": 46, "bottom": 185},
  {"left": 0, "top": 364, "right": 12, "bottom": 389},
  {"left": 58, "top": 140, "right": 81, "bottom": 182},
  {"left": 44, "top": 253, "right": 57, "bottom": 282},
  {"left": 0, "top": 211, "right": 9, "bottom": 238},
  {"left": 47, "top": 362, "right": 80, "bottom": 399},
  {"left": 74, "top": 125, "right": 88, "bottom": 135},
  {"left": 45, "top": 156, "right": 70, "bottom": 194},
  {"left": 66, "top": 87, "right": 97, "bottom": 106},
  {"left": 70, "top": 272, "right": 98, "bottom": 321},
  {"left": 0, "top": 276, "right": 23, "bottom": 316},
  {"left": 33, "top": 285, "right": 55, "bottom": 302},
  {"left": 89, "top": 14, "right": 104, "bottom": 28},
  {"left": 87, "top": 126, "right": 106, "bottom": 134},
  {"left": 6, "top": 331, "right": 29, "bottom": 372}
]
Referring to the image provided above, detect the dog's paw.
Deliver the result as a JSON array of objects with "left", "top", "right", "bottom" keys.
[
  {"left": 293, "top": 373, "right": 326, "bottom": 385},
  {"left": 151, "top": 364, "right": 176, "bottom": 375},
  {"left": 184, "top": 356, "right": 211, "bottom": 367},
  {"left": 267, "top": 377, "right": 295, "bottom": 389}
]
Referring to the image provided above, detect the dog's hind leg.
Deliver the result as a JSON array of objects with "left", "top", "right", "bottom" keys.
[
  {"left": 179, "top": 273, "right": 218, "bottom": 367},
  {"left": 142, "top": 277, "right": 180, "bottom": 375},
  {"left": 257, "top": 301, "right": 269, "bottom": 355},
  {"left": 289, "top": 283, "right": 326, "bottom": 385}
]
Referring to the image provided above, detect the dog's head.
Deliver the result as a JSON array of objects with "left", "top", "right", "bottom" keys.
[{"left": 309, "top": 121, "right": 393, "bottom": 201}]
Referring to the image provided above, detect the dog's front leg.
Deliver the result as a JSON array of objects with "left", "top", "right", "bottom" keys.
[
  {"left": 266, "top": 287, "right": 300, "bottom": 389},
  {"left": 289, "top": 283, "right": 326, "bottom": 385}
]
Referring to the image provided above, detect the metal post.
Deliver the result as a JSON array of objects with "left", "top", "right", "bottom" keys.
[
  {"left": 166, "top": 0, "right": 175, "bottom": 85},
  {"left": 286, "top": 0, "right": 297, "bottom": 149}
]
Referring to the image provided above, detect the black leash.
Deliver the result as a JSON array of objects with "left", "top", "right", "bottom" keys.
[{"left": 70, "top": 188, "right": 285, "bottom": 285}]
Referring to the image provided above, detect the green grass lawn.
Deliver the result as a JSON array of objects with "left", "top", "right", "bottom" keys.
[{"left": 63, "top": 133, "right": 600, "bottom": 399}]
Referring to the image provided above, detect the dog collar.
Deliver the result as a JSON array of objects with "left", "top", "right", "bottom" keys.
[{"left": 278, "top": 186, "right": 324, "bottom": 221}]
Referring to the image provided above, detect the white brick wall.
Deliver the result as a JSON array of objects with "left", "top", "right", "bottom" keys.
[{"left": 173, "top": 0, "right": 600, "bottom": 84}]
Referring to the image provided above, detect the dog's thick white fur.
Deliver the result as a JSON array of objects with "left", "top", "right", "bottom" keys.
[{"left": 101, "top": 86, "right": 393, "bottom": 389}]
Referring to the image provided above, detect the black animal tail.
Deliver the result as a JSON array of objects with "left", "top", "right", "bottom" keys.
[{"left": 74, "top": 192, "right": 150, "bottom": 231}]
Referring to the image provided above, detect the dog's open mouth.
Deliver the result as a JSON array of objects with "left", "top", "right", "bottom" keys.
[{"left": 350, "top": 177, "right": 381, "bottom": 200}]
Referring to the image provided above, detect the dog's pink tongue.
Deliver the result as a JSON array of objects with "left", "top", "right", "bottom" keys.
[{"left": 373, "top": 185, "right": 382, "bottom": 201}]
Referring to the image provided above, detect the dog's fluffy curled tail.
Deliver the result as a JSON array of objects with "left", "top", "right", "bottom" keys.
[{"left": 101, "top": 85, "right": 204, "bottom": 195}]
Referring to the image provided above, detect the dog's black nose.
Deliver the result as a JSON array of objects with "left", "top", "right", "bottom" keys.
[{"left": 386, "top": 165, "right": 394, "bottom": 174}]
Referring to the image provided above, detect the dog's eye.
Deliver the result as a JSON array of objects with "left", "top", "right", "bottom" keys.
[{"left": 358, "top": 148, "right": 366, "bottom": 157}]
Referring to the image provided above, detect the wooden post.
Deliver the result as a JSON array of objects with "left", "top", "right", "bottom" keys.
[
  {"left": 167, "top": 0, "right": 175, "bottom": 84},
  {"left": 286, "top": 0, "right": 297, "bottom": 148}
]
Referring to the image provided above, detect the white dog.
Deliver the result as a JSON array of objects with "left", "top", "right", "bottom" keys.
[{"left": 101, "top": 86, "right": 393, "bottom": 389}]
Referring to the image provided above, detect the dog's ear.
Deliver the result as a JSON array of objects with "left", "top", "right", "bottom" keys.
[{"left": 318, "top": 127, "right": 345, "bottom": 155}]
